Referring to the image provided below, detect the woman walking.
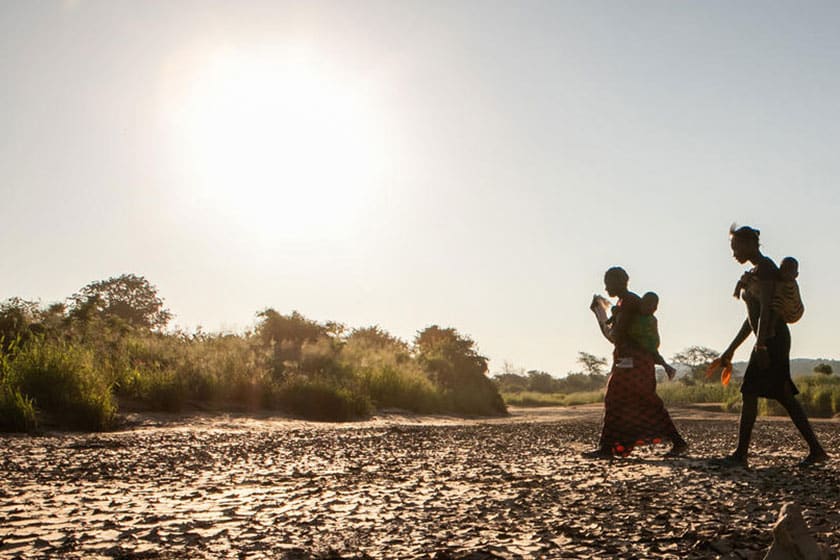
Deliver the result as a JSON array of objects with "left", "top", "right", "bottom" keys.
[
  {"left": 715, "top": 225, "right": 828, "bottom": 468},
  {"left": 583, "top": 266, "right": 687, "bottom": 459}
]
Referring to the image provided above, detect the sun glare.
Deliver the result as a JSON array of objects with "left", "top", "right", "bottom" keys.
[{"left": 168, "top": 47, "right": 388, "bottom": 237}]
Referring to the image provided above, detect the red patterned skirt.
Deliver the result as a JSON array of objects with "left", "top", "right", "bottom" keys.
[{"left": 598, "top": 346, "right": 678, "bottom": 456}]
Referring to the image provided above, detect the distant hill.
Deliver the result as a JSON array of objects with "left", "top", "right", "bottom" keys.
[
  {"left": 669, "top": 358, "right": 839, "bottom": 380},
  {"left": 732, "top": 358, "right": 839, "bottom": 378}
]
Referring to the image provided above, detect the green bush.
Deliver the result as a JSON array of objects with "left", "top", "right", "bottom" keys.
[
  {"left": 657, "top": 381, "right": 740, "bottom": 406},
  {"left": 130, "top": 368, "right": 187, "bottom": 412},
  {"left": 114, "top": 333, "right": 273, "bottom": 411},
  {"left": 501, "top": 390, "right": 604, "bottom": 407},
  {"left": 794, "top": 375, "right": 840, "bottom": 417},
  {"left": 6, "top": 339, "right": 115, "bottom": 430},
  {"left": 0, "top": 383, "right": 37, "bottom": 432},
  {"left": 272, "top": 377, "right": 372, "bottom": 421},
  {"left": 447, "top": 384, "right": 507, "bottom": 416},
  {"left": 356, "top": 364, "right": 442, "bottom": 413},
  {"left": 758, "top": 398, "right": 787, "bottom": 417},
  {"left": 719, "top": 375, "right": 840, "bottom": 418},
  {"left": 563, "top": 389, "right": 606, "bottom": 406},
  {"left": 503, "top": 391, "right": 568, "bottom": 407},
  {"left": 0, "top": 299, "right": 514, "bottom": 428},
  {"left": 723, "top": 392, "right": 742, "bottom": 413},
  {"left": 806, "top": 388, "right": 834, "bottom": 417}
]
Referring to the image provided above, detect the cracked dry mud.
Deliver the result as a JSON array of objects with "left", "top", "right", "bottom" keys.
[{"left": 1, "top": 405, "right": 838, "bottom": 559}]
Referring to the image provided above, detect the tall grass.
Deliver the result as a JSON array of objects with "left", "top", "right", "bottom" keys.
[
  {"left": 0, "top": 384, "right": 37, "bottom": 433},
  {"left": 0, "top": 303, "right": 510, "bottom": 430},
  {"left": 115, "top": 333, "right": 273, "bottom": 411},
  {"left": 756, "top": 375, "right": 840, "bottom": 418},
  {"left": 354, "top": 364, "right": 443, "bottom": 413},
  {"left": 4, "top": 338, "right": 116, "bottom": 430},
  {"left": 502, "top": 390, "right": 604, "bottom": 407},
  {"left": 657, "top": 381, "right": 742, "bottom": 406},
  {"left": 271, "top": 376, "right": 372, "bottom": 421}
]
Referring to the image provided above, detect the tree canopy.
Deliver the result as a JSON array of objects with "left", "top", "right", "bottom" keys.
[{"left": 69, "top": 274, "right": 171, "bottom": 330}]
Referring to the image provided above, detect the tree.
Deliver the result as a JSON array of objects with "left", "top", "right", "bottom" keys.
[
  {"left": 0, "top": 298, "right": 41, "bottom": 351},
  {"left": 813, "top": 363, "right": 833, "bottom": 376},
  {"left": 345, "top": 325, "right": 408, "bottom": 353},
  {"left": 527, "top": 370, "right": 559, "bottom": 393},
  {"left": 414, "top": 326, "right": 487, "bottom": 387},
  {"left": 256, "top": 309, "right": 330, "bottom": 377},
  {"left": 69, "top": 274, "right": 171, "bottom": 330},
  {"left": 414, "top": 325, "right": 506, "bottom": 415},
  {"left": 341, "top": 325, "right": 412, "bottom": 371},
  {"left": 671, "top": 346, "right": 719, "bottom": 382},
  {"left": 577, "top": 352, "right": 608, "bottom": 377},
  {"left": 491, "top": 361, "right": 528, "bottom": 392}
]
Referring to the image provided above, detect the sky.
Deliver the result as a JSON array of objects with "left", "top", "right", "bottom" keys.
[{"left": 2, "top": 1, "right": 840, "bottom": 377}]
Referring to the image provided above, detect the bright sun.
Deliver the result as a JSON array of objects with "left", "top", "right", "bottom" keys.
[{"left": 168, "top": 47, "right": 388, "bottom": 236}]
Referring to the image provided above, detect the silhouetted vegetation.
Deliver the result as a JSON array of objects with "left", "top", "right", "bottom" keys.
[
  {"left": 813, "top": 363, "right": 833, "bottom": 375},
  {"left": 493, "top": 352, "right": 609, "bottom": 397},
  {"left": 671, "top": 346, "right": 720, "bottom": 384},
  {"left": 495, "top": 346, "right": 840, "bottom": 419},
  {"left": 0, "top": 274, "right": 507, "bottom": 432}
]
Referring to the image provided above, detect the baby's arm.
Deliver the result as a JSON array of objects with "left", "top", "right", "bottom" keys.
[{"left": 654, "top": 352, "right": 676, "bottom": 380}]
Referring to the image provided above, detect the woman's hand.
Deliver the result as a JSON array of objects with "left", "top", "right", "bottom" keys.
[
  {"left": 719, "top": 349, "right": 734, "bottom": 368},
  {"left": 590, "top": 295, "right": 609, "bottom": 325}
]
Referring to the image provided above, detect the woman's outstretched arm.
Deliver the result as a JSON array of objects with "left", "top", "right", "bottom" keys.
[
  {"left": 720, "top": 320, "right": 752, "bottom": 366},
  {"left": 590, "top": 296, "right": 614, "bottom": 343}
]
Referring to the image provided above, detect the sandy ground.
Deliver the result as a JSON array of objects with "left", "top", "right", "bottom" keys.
[{"left": 1, "top": 405, "right": 838, "bottom": 559}]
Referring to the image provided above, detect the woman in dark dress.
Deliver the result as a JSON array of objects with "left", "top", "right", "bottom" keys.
[
  {"left": 583, "top": 266, "right": 687, "bottom": 459},
  {"left": 716, "top": 226, "right": 828, "bottom": 468}
]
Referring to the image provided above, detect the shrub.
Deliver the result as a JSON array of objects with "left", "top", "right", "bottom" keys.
[
  {"left": 805, "top": 388, "right": 835, "bottom": 418},
  {"left": 501, "top": 390, "right": 604, "bottom": 407},
  {"left": 789, "top": 375, "right": 840, "bottom": 418},
  {"left": 131, "top": 368, "right": 187, "bottom": 412},
  {"left": 657, "top": 381, "right": 740, "bottom": 406},
  {"left": 502, "top": 391, "right": 566, "bottom": 407},
  {"left": 356, "top": 364, "right": 442, "bottom": 413},
  {"left": 114, "top": 332, "right": 272, "bottom": 411},
  {"left": 6, "top": 339, "right": 115, "bottom": 430},
  {"left": 272, "top": 377, "right": 372, "bottom": 421},
  {"left": 0, "top": 383, "right": 37, "bottom": 432},
  {"left": 414, "top": 325, "right": 507, "bottom": 416},
  {"left": 758, "top": 398, "right": 787, "bottom": 417},
  {"left": 563, "top": 390, "right": 606, "bottom": 406}
]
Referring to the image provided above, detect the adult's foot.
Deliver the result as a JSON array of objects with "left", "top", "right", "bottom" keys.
[
  {"left": 709, "top": 453, "right": 749, "bottom": 469},
  {"left": 664, "top": 441, "right": 689, "bottom": 458},
  {"left": 581, "top": 448, "right": 613, "bottom": 460},
  {"left": 798, "top": 450, "right": 829, "bottom": 468}
]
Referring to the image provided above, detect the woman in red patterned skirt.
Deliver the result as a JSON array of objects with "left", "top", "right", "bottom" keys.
[{"left": 582, "top": 266, "right": 688, "bottom": 459}]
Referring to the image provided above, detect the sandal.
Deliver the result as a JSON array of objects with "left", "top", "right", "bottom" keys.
[
  {"left": 581, "top": 448, "right": 613, "bottom": 460},
  {"left": 798, "top": 451, "right": 829, "bottom": 468},
  {"left": 664, "top": 441, "right": 689, "bottom": 458}
]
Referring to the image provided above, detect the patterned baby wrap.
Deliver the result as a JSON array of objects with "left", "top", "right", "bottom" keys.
[
  {"left": 741, "top": 270, "right": 804, "bottom": 324},
  {"left": 773, "top": 280, "right": 804, "bottom": 323}
]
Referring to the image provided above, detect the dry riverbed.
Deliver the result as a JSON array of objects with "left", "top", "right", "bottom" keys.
[{"left": 1, "top": 405, "right": 838, "bottom": 559}]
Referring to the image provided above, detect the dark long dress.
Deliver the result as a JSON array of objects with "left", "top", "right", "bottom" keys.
[
  {"left": 740, "top": 256, "right": 798, "bottom": 399},
  {"left": 598, "top": 294, "right": 679, "bottom": 456}
]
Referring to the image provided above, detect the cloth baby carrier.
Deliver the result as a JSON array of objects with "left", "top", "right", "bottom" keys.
[{"left": 737, "top": 261, "right": 804, "bottom": 324}]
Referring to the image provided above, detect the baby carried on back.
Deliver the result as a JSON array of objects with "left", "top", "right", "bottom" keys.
[
  {"left": 604, "top": 291, "right": 676, "bottom": 379},
  {"left": 734, "top": 255, "right": 804, "bottom": 325}
]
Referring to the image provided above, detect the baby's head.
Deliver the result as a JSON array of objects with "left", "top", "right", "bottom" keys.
[
  {"left": 640, "top": 292, "right": 659, "bottom": 315},
  {"left": 780, "top": 257, "right": 799, "bottom": 281}
]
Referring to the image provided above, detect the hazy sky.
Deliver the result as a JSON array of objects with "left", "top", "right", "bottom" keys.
[{"left": 3, "top": 1, "right": 839, "bottom": 376}]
